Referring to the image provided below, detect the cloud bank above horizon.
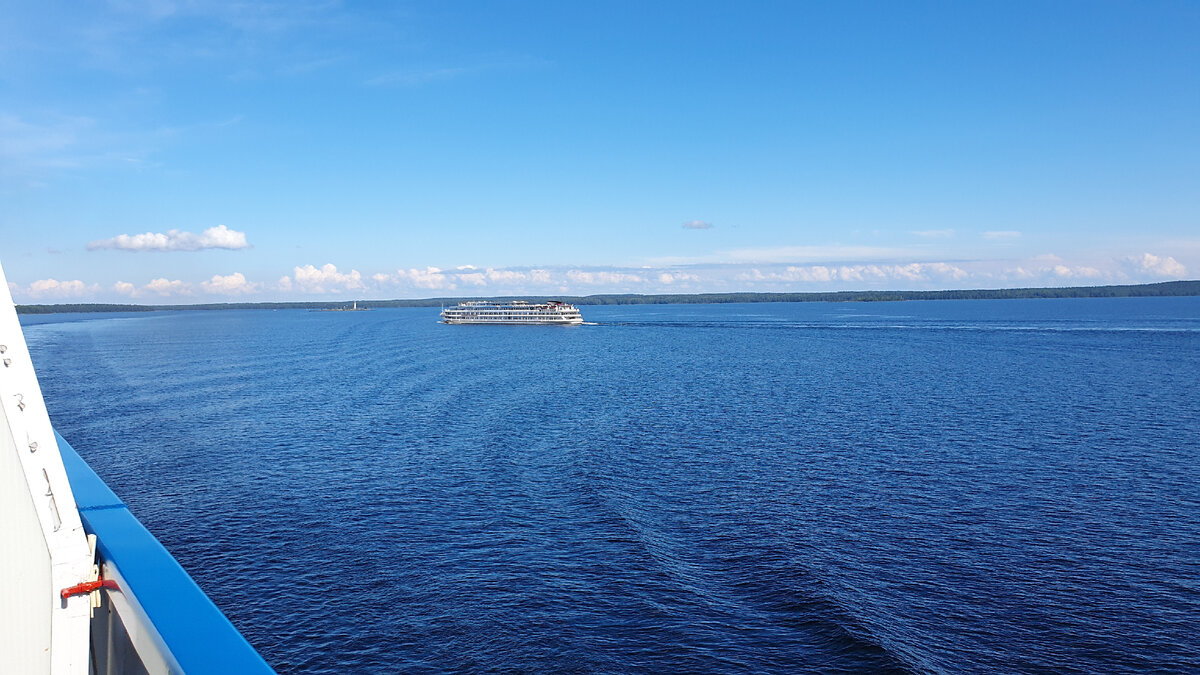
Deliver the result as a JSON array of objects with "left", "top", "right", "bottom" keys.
[{"left": 9, "top": 251, "right": 1191, "bottom": 303}]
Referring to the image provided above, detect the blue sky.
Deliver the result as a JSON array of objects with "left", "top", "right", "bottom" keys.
[{"left": 2, "top": 1, "right": 1197, "bottom": 301}]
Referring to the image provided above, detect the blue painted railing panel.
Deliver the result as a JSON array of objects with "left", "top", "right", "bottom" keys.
[{"left": 57, "top": 432, "right": 275, "bottom": 675}]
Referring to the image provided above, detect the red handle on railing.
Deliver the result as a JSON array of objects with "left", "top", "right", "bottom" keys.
[{"left": 60, "top": 578, "right": 118, "bottom": 599}]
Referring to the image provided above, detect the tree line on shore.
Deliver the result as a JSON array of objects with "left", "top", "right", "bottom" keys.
[{"left": 15, "top": 279, "right": 1199, "bottom": 314}]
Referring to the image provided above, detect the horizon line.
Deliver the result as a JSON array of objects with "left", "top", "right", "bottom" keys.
[{"left": 15, "top": 279, "right": 1200, "bottom": 313}]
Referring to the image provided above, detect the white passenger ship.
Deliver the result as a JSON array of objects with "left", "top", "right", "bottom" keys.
[{"left": 441, "top": 300, "right": 584, "bottom": 325}]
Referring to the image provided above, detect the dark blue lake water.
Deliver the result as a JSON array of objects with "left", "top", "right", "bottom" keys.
[{"left": 22, "top": 298, "right": 1200, "bottom": 673}]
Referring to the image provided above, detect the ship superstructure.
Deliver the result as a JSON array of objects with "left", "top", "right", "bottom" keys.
[{"left": 441, "top": 300, "right": 584, "bottom": 325}]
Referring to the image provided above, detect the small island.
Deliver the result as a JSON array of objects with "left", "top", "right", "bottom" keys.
[{"left": 317, "top": 301, "right": 371, "bottom": 312}]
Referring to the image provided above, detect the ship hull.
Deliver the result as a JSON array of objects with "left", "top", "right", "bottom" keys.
[{"left": 442, "top": 317, "right": 583, "bottom": 325}]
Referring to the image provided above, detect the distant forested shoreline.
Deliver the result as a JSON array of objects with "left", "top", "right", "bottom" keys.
[{"left": 15, "top": 279, "right": 1200, "bottom": 314}]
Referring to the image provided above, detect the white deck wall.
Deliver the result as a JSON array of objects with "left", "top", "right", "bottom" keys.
[{"left": 0, "top": 263, "right": 93, "bottom": 675}]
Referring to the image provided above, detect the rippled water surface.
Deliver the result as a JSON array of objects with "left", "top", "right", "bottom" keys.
[{"left": 23, "top": 298, "right": 1200, "bottom": 673}]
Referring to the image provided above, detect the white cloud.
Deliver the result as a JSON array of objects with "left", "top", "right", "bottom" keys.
[
  {"left": 785, "top": 266, "right": 834, "bottom": 282},
  {"left": 286, "top": 263, "right": 365, "bottom": 293},
  {"left": 458, "top": 271, "right": 487, "bottom": 286},
  {"left": 1052, "top": 265, "right": 1102, "bottom": 279},
  {"left": 996, "top": 252, "right": 1188, "bottom": 284},
  {"left": 446, "top": 266, "right": 543, "bottom": 287},
  {"left": 201, "top": 272, "right": 257, "bottom": 295},
  {"left": 744, "top": 262, "right": 968, "bottom": 285},
  {"left": 983, "top": 230, "right": 1021, "bottom": 240},
  {"left": 912, "top": 229, "right": 955, "bottom": 238},
  {"left": 1002, "top": 266, "right": 1037, "bottom": 281},
  {"left": 566, "top": 270, "right": 645, "bottom": 285},
  {"left": 107, "top": 278, "right": 191, "bottom": 298},
  {"left": 87, "top": 224, "right": 250, "bottom": 251},
  {"left": 923, "top": 262, "right": 970, "bottom": 281},
  {"left": 369, "top": 266, "right": 554, "bottom": 291},
  {"left": 145, "top": 278, "right": 191, "bottom": 296},
  {"left": 484, "top": 268, "right": 528, "bottom": 284},
  {"left": 683, "top": 220, "right": 713, "bottom": 230},
  {"left": 27, "top": 278, "right": 98, "bottom": 299},
  {"left": 397, "top": 266, "right": 454, "bottom": 290},
  {"left": 999, "top": 255, "right": 1102, "bottom": 283},
  {"left": 657, "top": 272, "right": 700, "bottom": 285},
  {"left": 1133, "top": 253, "right": 1186, "bottom": 278}
]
